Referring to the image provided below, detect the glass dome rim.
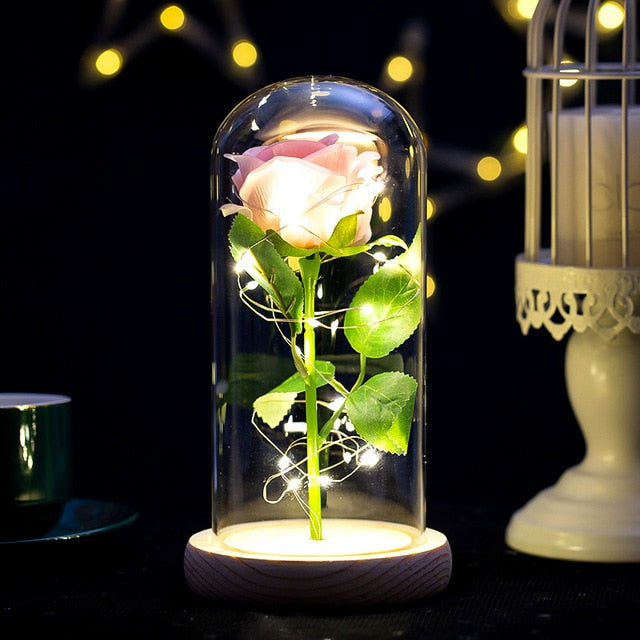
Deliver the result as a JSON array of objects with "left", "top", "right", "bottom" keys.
[{"left": 212, "top": 74, "right": 425, "bottom": 154}]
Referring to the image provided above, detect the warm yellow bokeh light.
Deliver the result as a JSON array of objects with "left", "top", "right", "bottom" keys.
[
  {"left": 426, "top": 274, "right": 436, "bottom": 299},
  {"left": 558, "top": 58, "right": 579, "bottom": 88},
  {"left": 426, "top": 196, "right": 435, "bottom": 220},
  {"left": 232, "top": 40, "right": 258, "bottom": 68},
  {"left": 511, "top": 0, "right": 539, "bottom": 20},
  {"left": 477, "top": 156, "right": 502, "bottom": 182},
  {"left": 95, "top": 48, "right": 123, "bottom": 76},
  {"left": 598, "top": 2, "right": 624, "bottom": 30},
  {"left": 378, "top": 196, "right": 392, "bottom": 223},
  {"left": 512, "top": 125, "right": 528, "bottom": 155},
  {"left": 386, "top": 56, "right": 413, "bottom": 83},
  {"left": 159, "top": 5, "right": 186, "bottom": 31}
]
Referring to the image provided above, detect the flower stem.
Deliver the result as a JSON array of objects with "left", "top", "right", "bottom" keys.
[
  {"left": 299, "top": 254, "right": 323, "bottom": 540},
  {"left": 318, "top": 352, "right": 367, "bottom": 441}
]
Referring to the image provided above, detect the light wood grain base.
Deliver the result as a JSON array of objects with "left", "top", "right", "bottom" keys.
[{"left": 184, "top": 523, "right": 451, "bottom": 606}]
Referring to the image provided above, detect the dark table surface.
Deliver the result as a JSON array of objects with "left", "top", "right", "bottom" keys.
[{"left": 2, "top": 501, "right": 639, "bottom": 640}]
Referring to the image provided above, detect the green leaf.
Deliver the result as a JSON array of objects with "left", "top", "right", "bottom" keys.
[
  {"left": 326, "top": 212, "right": 358, "bottom": 248},
  {"left": 253, "top": 392, "right": 299, "bottom": 428},
  {"left": 318, "top": 214, "right": 371, "bottom": 257},
  {"left": 267, "top": 359, "right": 336, "bottom": 394},
  {"left": 262, "top": 222, "right": 408, "bottom": 261},
  {"left": 324, "top": 233, "right": 407, "bottom": 260},
  {"left": 372, "top": 235, "right": 408, "bottom": 250},
  {"left": 252, "top": 360, "right": 336, "bottom": 428},
  {"left": 268, "top": 214, "right": 370, "bottom": 259},
  {"left": 345, "top": 371, "right": 417, "bottom": 455},
  {"left": 321, "top": 243, "right": 371, "bottom": 258},
  {"left": 394, "top": 223, "right": 422, "bottom": 281},
  {"left": 344, "top": 225, "right": 422, "bottom": 358},
  {"left": 226, "top": 353, "right": 296, "bottom": 406},
  {"left": 266, "top": 230, "right": 317, "bottom": 258},
  {"left": 229, "top": 214, "right": 304, "bottom": 330}
]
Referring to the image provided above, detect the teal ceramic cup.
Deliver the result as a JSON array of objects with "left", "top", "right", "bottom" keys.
[{"left": 0, "top": 393, "right": 72, "bottom": 540}]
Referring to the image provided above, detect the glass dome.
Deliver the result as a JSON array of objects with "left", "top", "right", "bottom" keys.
[{"left": 210, "top": 75, "right": 427, "bottom": 551}]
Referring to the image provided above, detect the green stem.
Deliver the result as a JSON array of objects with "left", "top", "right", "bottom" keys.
[
  {"left": 299, "top": 254, "right": 323, "bottom": 540},
  {"left": 318, "top": 352, "right": 367, "bottom": 441}
]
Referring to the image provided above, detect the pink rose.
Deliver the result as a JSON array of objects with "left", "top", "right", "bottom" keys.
[{"left": 221, "top": 134, "right": 382, "bottom": 249}]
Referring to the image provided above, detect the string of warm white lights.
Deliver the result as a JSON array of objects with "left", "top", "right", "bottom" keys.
[
  {"left": 81, "top": 0, "right": 629, "bottom": 299},
  {"left": 257, "top": 417, "right": 380, "bottom": 514}
]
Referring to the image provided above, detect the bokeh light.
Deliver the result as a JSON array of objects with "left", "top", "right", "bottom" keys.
[
  {"left": 512, "top": 125, "right": 527, "bottom": 155},
  {"left": 508, "top": 0, "right": 539, "bottom": 20},
  {"left": 95, "top": 48, "right": 123, "bottom": 76},
  {"left": 426, "top": 274, "right": 436, "bottom": 298},
  {"left": 598, "top": 1, "right": 624, "bottom": 31},
  {"left": 386, "top": 56, "right": 413, "bottom": 83},
  {"left": 159, "top": 5, "right": 186, "bottom": 31},
  {"left": 378, "top": 196, "right": 392, "bottom": 223},
  {"left": 558, "top": 58, "right": 579, "bottom": 88},
  {"left": 426, "top": 196, "right": 436, "bottom": 220},
  {"left": 476, "top": 156, "right": 502, "bottom": 182},
  {"left": 232, "top": 40, "right": 258, "bottom": 68}
]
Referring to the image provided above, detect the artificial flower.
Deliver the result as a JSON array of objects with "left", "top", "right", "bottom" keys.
[{"left": 221, "top": 134, "right": 382, "bottom": 249}]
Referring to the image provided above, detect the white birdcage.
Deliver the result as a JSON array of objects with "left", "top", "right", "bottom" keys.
[
  {"left": 524, "top": 0, "right": 639, "bottom": 266},
  {"left": 506, "top": 0, "right": 640, "bottom": 562}
]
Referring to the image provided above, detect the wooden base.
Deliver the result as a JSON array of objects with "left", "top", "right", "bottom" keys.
[{"left": 184, "top": 520, "right": 451, "bottom": 606}]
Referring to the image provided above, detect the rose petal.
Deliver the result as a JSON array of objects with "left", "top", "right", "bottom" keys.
[
  {"left": 256, "top": 139, "right": 330, "bottom": 161},
  {"left": 305, "top": 143, "right": 358, "bottom": 178},
  {"left": 318, "top": 133, "right": 340, "bottom": 146},
  {"left": 220, "top": 203, "right": 244, "bottom": 217},
  {"left": 221, "top": 137, "right": 381, "bottom": 250},
  {"left": 239, "top": 157, "right": 346, "bottom": 248},
  {"left": 350, "top": 151, "right": 383, "bottom": 182},
  {"left": 225, "top": 154, "right": 265, "bottom": 191}
]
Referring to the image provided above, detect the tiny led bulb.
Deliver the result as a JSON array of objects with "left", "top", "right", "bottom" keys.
[{"left": 360, "top": 448, "right": 380, "bottom": 468}]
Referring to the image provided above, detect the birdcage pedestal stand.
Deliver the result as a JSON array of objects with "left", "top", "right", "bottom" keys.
[{"left": 505, "top": 254, "right": 640, "bottom": 562}]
